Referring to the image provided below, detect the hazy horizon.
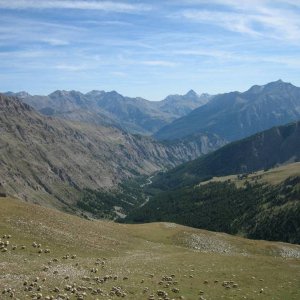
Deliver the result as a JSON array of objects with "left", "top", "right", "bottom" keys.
[{"left": 3, "top": 78, "right": 293, "bottom": 102}]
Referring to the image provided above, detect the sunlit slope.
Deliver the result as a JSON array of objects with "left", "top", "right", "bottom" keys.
[
  {"left": 1, "top": 197, "right": 300, "bottom": 299},
  {"left": 199, "top": 162, "right": 300, "bottom": 187}
]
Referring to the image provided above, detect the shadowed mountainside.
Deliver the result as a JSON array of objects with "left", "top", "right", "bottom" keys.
[
  {"left": 155, "top": 80, "right": 300, "bottom": 141},
  {"left": 150, "top": 120, "right": 300, "bottom": 190}
]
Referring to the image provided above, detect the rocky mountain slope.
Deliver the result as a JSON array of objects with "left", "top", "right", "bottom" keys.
[
  {"left": 158, "top": 90, "right": 211, "bottom": 117},
  {"left": 155, "top": 80, "right": 300, "bottom": 141},
  {"left": 7, "top": 89, "right": 210, "bottom": 135},
  {"left": 0, "top": 94, "right": 223, "bottom": 211},
  {"left": 149, "top": 121, "right": 300, "bottom": 190}
]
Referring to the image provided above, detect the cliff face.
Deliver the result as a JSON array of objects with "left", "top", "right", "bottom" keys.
[{"left": 0, "top": 94, "right": 224, "bottom": 210}]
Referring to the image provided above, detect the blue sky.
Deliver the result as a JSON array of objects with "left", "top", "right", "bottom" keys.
[{"left": 1, "top": 0, "right": 300, "bottom": 100}]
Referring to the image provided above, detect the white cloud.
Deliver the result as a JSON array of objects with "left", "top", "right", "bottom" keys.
[
  {"left": 0, "top": 50, "right": 53, "bottom": 59},
  {"left": 172, "top": 45, "right": 300, "bottom": 69},
  {"left": 80, "top": 20, "right": 133, "bottom": 27},
  {"left": 111, "top": 71, "right": 127, "bottom": 77},
  {"left": 175, "top": 49, "right": 234, "bottom": 59},
  {"left": 42, "top": 38, "right": 70, "bottom": 46},
  {"left": 140, "top": 60, "right": 178, "bottom": 67},
  {"left": 177, "top": 0, "right": 299, "bottom": 10},
  {"left": 54, "top": 64, "right": 89, "bottom": 71},
  {"left": 178, "top": 0, "right": 300, "bottom": 42},
  {"left": 182, "top": 10, "right": 260, "bottom": 37},
  {"left": 0, "top": 0, "right": 151, "bottom": 12},
  {"left": 257, "top": 55, "right": 300, "bottom": 68}
]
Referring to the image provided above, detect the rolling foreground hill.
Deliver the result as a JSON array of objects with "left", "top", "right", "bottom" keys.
[
  {"left": 0, "top": 94, "right": 224, "bottom": 211},
  {"left": 0, "top": 196, "right": 300, "bottom": 300},
  {"left": 6, "top": 89, "right": 210, "bottom": 135},
  {"left": 155, "top": 80, "right": 300, "bottom": 141}
]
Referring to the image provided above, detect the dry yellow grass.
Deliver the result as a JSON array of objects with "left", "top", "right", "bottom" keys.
[
  {"left": 0, "top": 196, "right": 300, "bottom": 299},
  {"left": 200, "top": 162, "right": 300, "bottom": 188}
]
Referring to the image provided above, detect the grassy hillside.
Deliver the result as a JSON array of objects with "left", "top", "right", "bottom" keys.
[
  {"left": 1, "top": 196, "right": 300, "bottom": 299},
  {"left": 199, "top": 162, "right": 300, "bottom": 187}
]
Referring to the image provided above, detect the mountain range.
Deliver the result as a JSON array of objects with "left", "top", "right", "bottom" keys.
[
  {"left": 6, "top": 89, "right": 210, "bottom": 135},
  {"left": 8, "top": 80, "right": 300, "bottom": 145},
  {"left": 155, "top": 80, "right": 300, "bottom": 142}
]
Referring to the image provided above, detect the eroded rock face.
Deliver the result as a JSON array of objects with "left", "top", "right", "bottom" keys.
[{"left": 0, "top": 94, "right": 224, "bottom": 210}]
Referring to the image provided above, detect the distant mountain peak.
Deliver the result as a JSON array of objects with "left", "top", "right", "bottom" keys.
[
  {"left": 185, "top": 89, "right": 198, "bottom": 97},
  {"left": 264, "top": 79, "right": 284, "bottom": 86},
  {"left": 48, "top": 90, "right": 84, "bottom": 98},
  {"left": 246, "top": 79, "right": 293, "bottom": 94},
  {"left": 85, "top": 90, "right": 105, "bottom": 97},
  {"left": 104, "top": 90, "right": 124, "bottom": 99},
  {"left": 4, "top": 91, "right": 31, "bottom": 99},
  {"left": 107, "top": 90, "right": 122, "bottom": 95},
  {"left": 16, "top": 91, "right": 31, "bottom": 98},
  {"left": 48, "top": 90, "right": 68, "bottom": 97},
  {"left": 264, "top": 79, "right": 292, "bottom": 88}
]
